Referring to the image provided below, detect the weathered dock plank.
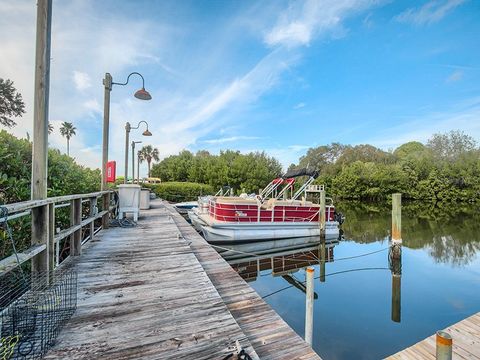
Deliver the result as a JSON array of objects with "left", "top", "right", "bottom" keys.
[
  {"left": 386, "top": 311, "right": 480, "bottom": 359},
  {"left": 166, "top": 202, "right": 321, "bottom": 360},
  {"left": 45, "top": 201, "right": 259, "bottom": 360}
]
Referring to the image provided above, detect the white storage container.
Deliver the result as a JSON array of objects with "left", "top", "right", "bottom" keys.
[
  {"left": 118, "top": 184, "right": 141, "bottom": 221},
  {"left": 140, "top": 189, "right": 151, "bottom": 210}
]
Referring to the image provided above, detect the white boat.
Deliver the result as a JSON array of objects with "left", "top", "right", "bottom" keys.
[{"left": 174, "top": 201, "right": 198, "bottom": 214}]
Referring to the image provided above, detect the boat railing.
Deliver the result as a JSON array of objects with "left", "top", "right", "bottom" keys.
[
  {"left": 292, "top": 176, "right": 317, "bottom": 200},
  {"left": 207, "top": 199, "right": 335, "bottom": 224}
]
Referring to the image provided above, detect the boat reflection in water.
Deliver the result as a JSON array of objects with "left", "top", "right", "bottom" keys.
[{"left": 218, "top": 236, "right": 338, "bottom": 284}]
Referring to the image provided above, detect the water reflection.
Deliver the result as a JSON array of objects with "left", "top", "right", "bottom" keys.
[
  {"left": 223, "top": 237, "right": 336, "bottom": 283},
  {"left": 213, "top": 202, "right": 480, "bottom": 360},
  {"left": 339, "top": 201, "right": 480, "bottom": 265}
]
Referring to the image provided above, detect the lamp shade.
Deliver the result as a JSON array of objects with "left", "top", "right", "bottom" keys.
[
  {"left": 142, "top": 129, "right": 152, "bottom": 136},
  {"left": 134, "top": 88, "right": 152, "bottom": 100}
]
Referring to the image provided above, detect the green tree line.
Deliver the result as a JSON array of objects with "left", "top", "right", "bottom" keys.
[
  {"left": 151, "top": 150, "right": 283, "bottom": 193},
  {"left": 1, "top": 131, "right": 101, "bottom": 261},
  {"left": 290, "top": 130, "right": 480, "bottom": 202},
  {"left": 0, "top": 130, "right": 100, "bottom": 204}
]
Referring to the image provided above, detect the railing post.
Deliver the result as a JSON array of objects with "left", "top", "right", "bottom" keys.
[
  {"left": 31, "top": 204, "right": 50, "bottom": 278},
  {"left": 48, "top": 202, "right": 55, "bottom": 272},
  {"left": 89, "top": 196, "right": 97, "bottom": 241},
  {"left": 70, "top": 198, "right": 82, "bottom": 256},
  {"left": 102, "top": 192, "right": 110, "bottom": 229}
]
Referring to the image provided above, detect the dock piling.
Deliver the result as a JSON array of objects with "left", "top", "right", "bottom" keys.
[
  {"left": 391, "top": 193, "right": 402, "bottom": 259},
  {"left": 436, "top": 331, "right": 452, "bottom": 360},
  {"left": 305, "top": 267, "right": 315, "bottom": 345},
  {"left": 319, "top": 189, "right": 326, "bottom": 241}
]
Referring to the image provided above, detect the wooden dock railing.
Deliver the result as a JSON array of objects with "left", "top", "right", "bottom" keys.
[{"left": 0, "top": 190, "right": 117, "bottom": 278}]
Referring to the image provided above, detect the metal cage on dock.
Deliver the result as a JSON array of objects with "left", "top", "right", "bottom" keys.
[{"left": 0, "top": 268, "right": 77, "bottom": 359}]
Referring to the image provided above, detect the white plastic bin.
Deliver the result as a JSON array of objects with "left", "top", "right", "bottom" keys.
[
  {"left": 140, "top": 189, "right": 151, "bottom": 210},
  {"left": 118, "top": 184, "right": 141, "bottom": 221}
]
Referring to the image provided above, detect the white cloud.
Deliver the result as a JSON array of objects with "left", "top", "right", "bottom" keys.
[
  {"left": 83, "top": 99, "right": 102, "bottom": 116},
  {"left": 294, "top": 102, "right": 306, "bottom": 109},
  {"left": 395, "top": 0, "right": 466, "bottom": 26},
  {"left": 72, "top": 71, "right": 91, "bottom": 91},
  {"left": 162, "top": 48, "right": 298, "bottom": 134},
  {"left": 264, "top": 0, "right": 381, "bottom": 47},
  {"left": 288, "top": 144, "right": 310, "bottom": 152},
  {"left": 202, "top": 136, "right": 262, "bottom": 144},
  {"left": 446, "top": 69, "right": 463, "bottom": 83}
]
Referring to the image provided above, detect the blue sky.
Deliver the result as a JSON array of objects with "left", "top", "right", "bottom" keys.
[{"left": 1, "top": 0, "right": 479, "bottom": 174}]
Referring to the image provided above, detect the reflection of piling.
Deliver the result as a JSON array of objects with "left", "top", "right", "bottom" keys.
[
  {"left": 391, "top": 193, "right": 402, "bottom": 260},
  {"left": 319, "top": 241, "right": 326, "bottom": 282},
  {"left": 391, "top": 273, "right": 401, "bottom": 322},
  {"left": 436, "top": 331, "right": 452, "bottom": 360},
  {"left": 305, "top": 267, "right": 314, "bottom": 346},
  {"left": 319, "top": 190, "right": 326, "bottom": 241}
]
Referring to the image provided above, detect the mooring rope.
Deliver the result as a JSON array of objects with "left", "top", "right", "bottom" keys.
[{"left": 261, "top": 267, "right": 390, "bottom": 299}]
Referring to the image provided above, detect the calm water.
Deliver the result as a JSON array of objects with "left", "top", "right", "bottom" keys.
[{"left": 217, "top": 201, "right": 480, "bottom": 360}]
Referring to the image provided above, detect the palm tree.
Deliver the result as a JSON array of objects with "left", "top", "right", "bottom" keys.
[
  {"left": 59, "top": 121, "right": 76, "bottom": 156},
  {"left": 138, "top": 145, "right": 159, "bottom": 177},
  {"left": 48, "top": 122, "right": 54, "bottom": 135}
]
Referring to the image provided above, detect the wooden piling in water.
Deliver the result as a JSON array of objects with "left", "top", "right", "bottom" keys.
[
  {"left": 391, "top": 193, "right": 402, "bottom": 260},
  {"left": 305, "top": 267, "right": 315, "bottom": 345},
  {"left": 319, "top": 189, "right": 326, "bottom": 241}
]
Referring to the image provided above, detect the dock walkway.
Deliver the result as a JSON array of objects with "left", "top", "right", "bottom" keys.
[
  {"left": 386, "top": 311, "right": 480, "bottom": 359},
  {"left": 45, "top": 200, "right": 258, "bottom": 359},
  {"left": 45, "top": 199, "right": 320, "bottom": 359}
]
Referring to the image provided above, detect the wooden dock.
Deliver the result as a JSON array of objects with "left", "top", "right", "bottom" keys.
[
  {"left": 386, "top": 311, "right": 480, "bottom": 359},
  {"left": 45, "top": 199, "right": 320, "bottom": 359},
  {"left": 167, "top": 202, "right": 321, "bottom": 360}
]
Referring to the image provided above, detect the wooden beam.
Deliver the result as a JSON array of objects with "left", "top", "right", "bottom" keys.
[
  {"left": 48, "top": 202, "right": 55, "bottom": 272},
  {"left": 0, "top": 244, "right": 46, "bottom": 276},
  {"left": 89, "top": 197, "right": 97, "bottom": 241},
  {"left": 102, "top": 193, "right": 110, "bottom": 229},
  {"left": 31, "top": 0, "right": 52, "bottom": 200}
]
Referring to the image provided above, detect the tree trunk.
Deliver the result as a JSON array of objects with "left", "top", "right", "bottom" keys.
[
  {"left": 67, "top": 138, "right": 69, "bottom": 156},
  {"left": 147, "top": 160, "right": 151, "bottom": 178}
]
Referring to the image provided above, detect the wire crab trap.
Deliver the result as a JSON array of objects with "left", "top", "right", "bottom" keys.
[{"left": 0, "top": 268, "right": 77, "bottom": 359}]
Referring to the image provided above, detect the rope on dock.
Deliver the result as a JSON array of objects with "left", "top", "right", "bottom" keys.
[{"left": 109, "top": 218, "right": 137, "bottom": 228}]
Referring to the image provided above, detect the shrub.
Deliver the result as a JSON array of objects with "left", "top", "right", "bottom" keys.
[{"left": 147, "top": 182, "right": 214, "bottom": 202}]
